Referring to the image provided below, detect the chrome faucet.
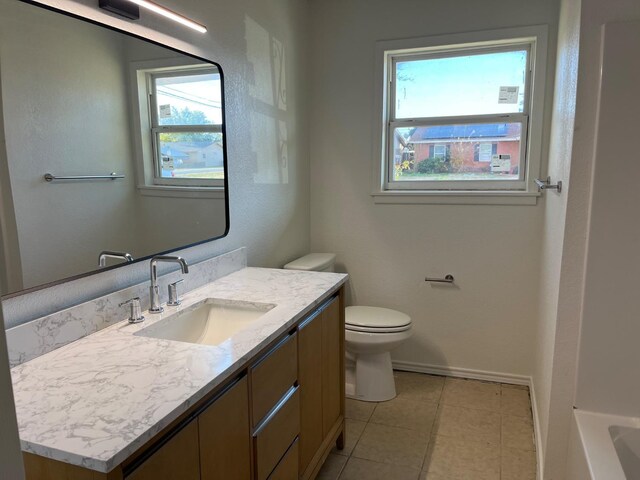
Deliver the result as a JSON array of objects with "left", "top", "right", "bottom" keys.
[
  {"left": 98, "top": 250, "right": 134, "bottom": 267},
  {"left": 149, "top": 255, "right": 189, "bottom": 314}
]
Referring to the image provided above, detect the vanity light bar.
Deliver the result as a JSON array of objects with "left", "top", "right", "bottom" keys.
[
  {"left": 127, "top": 0, "right": 207, "bottom": 33},
  {"left": 100, "top": 0, "right": 207, "bottom": 33}
]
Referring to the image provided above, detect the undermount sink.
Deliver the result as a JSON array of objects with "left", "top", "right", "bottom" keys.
[{"left": 135, "top": 299, "right": 276, "bottom": 346}]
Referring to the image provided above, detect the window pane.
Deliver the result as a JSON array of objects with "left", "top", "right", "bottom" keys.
[
  {"left": 478, "top": 143, "right": 493, "bottom": 162},
  {"left": 155, "top": 71, "right": 222, "bottom": 126},
  {"left": 158, "top": 132, "right": 225, "bottom": 179},
  {"left": 392, "top": 123, "right": 521, "bottom": 181},
  {"left": 395, "top": 50, "right": 527, "bottom": 119}
]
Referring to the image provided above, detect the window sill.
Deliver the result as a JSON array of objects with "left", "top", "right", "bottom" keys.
[
  {"left": 138, "top": 184, "right": 225, "bottom": 199},
  {"left": 371, "top": 190, "right": 541, "bottom": 205}
]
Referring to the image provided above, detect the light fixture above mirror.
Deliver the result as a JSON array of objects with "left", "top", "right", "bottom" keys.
[{"left": 99, "top": 0, "right": 207, "bottom": 33}]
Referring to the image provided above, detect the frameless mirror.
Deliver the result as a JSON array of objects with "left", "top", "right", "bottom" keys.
[{"left": 0, "top": 0, "right": 229, "bottom": 297}]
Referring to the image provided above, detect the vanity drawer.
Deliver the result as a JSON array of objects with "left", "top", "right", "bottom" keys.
[
  {"left": 268, "top": 438, "right": 299, "bottom": 480},
  {"left": 254, "top": 386, "right": 300, "bottom": 480},
  {"left": 250, "top": 332, "right": 298, "bottom": 426}
]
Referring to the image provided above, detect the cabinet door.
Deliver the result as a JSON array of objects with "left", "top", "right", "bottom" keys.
[
  {"left": 297, "top": 311, "right": 323, "bottom": 475},
  {"left": 199, "top": 376, "right": 251, "bottom": 480},
  {"left": 322, "top": 296, "right": 342, "bottom": 436},
  {"left": 126, "top": 420, "right": 199, "bottom": 480}
]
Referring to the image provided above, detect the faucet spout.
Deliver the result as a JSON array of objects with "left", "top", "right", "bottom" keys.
[
  {"left": 98, "top": 250, "right": 134, "bottom": 267},
  {"left": 149, "top": 255, "right": 189, "bottom": 313}
]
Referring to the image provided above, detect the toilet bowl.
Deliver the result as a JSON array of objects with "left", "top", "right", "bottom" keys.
[
  {"left": 283, "top": 253, "right": 412, "bottom": 402},
  {"left": 345, "top": 306, "right": 412, "bottom": 402}
]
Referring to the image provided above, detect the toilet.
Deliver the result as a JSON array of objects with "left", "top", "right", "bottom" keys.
[{"left": 284, "top": 253, "right": 412, "bottom": 402}]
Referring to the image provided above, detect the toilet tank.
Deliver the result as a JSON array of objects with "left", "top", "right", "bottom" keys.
[{"left": 283, "top": 253, "right": 336, "bottom": 272}]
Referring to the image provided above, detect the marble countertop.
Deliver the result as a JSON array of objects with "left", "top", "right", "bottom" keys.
[{"left": 10, "top": 267, "right": 347, "bottom": 473}]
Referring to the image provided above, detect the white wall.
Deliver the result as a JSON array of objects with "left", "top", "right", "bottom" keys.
[
  {"left": 309, "top": 0, "right": 559, "bottom": 378},
  {"left": 532, "top": 0, "right": 580, "bottom": 476},
  {"left": 1, "top": 0, "right": 311, "bottom": 326},
  {"left": 575, "top": 15, "right": 640, "bottom": 416}
]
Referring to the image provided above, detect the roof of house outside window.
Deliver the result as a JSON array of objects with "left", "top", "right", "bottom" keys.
[{"left": 408, "top": 123, "right": 520, "bottom": 142}]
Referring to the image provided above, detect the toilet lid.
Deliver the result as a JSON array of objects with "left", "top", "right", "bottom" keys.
[{"left": 345, "top": 306, "right": 411, "bottom": 330}]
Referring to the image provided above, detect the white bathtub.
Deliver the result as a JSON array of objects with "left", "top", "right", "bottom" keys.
[{"left": 569, "top": 409, "right": 640, "bottom": 479}]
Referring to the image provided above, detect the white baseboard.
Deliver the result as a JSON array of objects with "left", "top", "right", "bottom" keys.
[
  {"left": 392, "top": 360, "right": 530, "bottom": 386},
  {"left": 392, "top": 360, "right": 544, "bottom": 480}
]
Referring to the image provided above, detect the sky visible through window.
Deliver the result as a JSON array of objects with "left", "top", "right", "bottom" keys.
[
  {"left": 156, "top": 72, "right": 222, "bottom": 125},
  {"left": 395, "top": 50, "right": 527, "bottom": 119}
]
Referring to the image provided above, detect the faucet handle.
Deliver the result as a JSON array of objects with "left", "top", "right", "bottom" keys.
[
  {"left": 119, "top": 297, "right": 145, "bottom": 324},
  {"left": 167, "top": 279, "right": 184, "bottom": 306}
]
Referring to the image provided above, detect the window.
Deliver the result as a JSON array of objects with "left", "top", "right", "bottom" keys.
[
  {"left": 131, "top": 60, "right": 225, "bottom": 196},
  {"left": 477, "top": 143, "right": 497, "bottom": 162},
  {"left": 433, "top": 145, "right": 447, "bottom": 159},
  {"left": 374, "top": 27, "right": 548, "bottom": 203},
  {"left": 149, "top": 68, "right": 223, "bottom": 186}
]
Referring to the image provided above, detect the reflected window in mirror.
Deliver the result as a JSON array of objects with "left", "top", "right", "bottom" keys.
[
  {"left": 150, "top": 68, "right": 223, "bottom": 187},
  {"left": 132, "top": 60, "right": 225, "bottom": 195}
]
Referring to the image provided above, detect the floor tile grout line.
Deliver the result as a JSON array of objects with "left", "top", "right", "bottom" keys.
[
  {"left": 338, "top": 399, "right": 378, "bottom": 477},
  {"left": 335, "top": 453, "right": 348, "bottom": 480},
  {"left": 420, "top": 397, "right": 444, "bottom": 474}
]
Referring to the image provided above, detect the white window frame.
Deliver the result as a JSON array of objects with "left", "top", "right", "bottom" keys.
[
  {"left": 433, "top": 144, "right": 447, "bottom": 159},
  {"left": 129, "top": 58, "right": 225, "bottom": 199},
  {"left": 372, "top": 26, "right": 549, "bottom": 205}
]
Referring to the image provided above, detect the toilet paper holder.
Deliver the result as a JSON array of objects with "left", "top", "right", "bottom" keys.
[{"left": 425, "top": 274, "right": 455, "bottom": 283}]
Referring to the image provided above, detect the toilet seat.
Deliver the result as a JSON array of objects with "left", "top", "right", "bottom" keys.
[
  {"left": 345, "top": 306, "right": 411, "bottom": 334},
  {"left": 345, "top": 323, "right": 411, "bottom": 333}
]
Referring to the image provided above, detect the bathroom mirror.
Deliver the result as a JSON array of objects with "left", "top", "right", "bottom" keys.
[{"left": 0, "top": 0, "right": 229, "bottom": 297}]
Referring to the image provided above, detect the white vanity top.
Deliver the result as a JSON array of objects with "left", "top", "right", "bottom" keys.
[{"left": 10, "top": 267, "right": 347, "bottom": 473}]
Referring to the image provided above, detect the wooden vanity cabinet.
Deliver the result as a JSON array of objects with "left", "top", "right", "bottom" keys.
[
  {"left": 268, "top": 439, "right": 299, "bottom": 480},
  {"left": 126, "top": 421, "right": 200, "bottom": 480},
  {"left": 198, "top": 376, "right": 251, "bottom": 480},
  {"left": 22, "top": 287, "right": 345, "bottom": 480},
  {"left": 250, "top": 332, "right": 298, "bottom": 428},
  {"left": 321, "top": 296, "right": 343, "bottom": 439},
  {"left": 297, "top": 310, "right": 324, "bottom": 473},
  {"left": 249, "top": 330, "right": 300, "bottom": 480},
  {"left": 253, "top": 387, "right": 300, "bottom": 480},
  {"left": 125, "top": 375, "right": 251, "bottom": 480},
  {"left": 298, "top": 294, "right": 345, "bottom": 479}
]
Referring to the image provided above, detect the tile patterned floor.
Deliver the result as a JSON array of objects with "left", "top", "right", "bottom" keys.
[{"left": 317, "top": 371, "right": 536, "bottom": 480}]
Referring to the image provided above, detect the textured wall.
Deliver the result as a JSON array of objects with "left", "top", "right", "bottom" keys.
[
  {"left": 309, "top": 0, "right": 559, "bottom": 378},
  {"left": 532, "top": 0, "right": 580, "bottom": 476}
]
